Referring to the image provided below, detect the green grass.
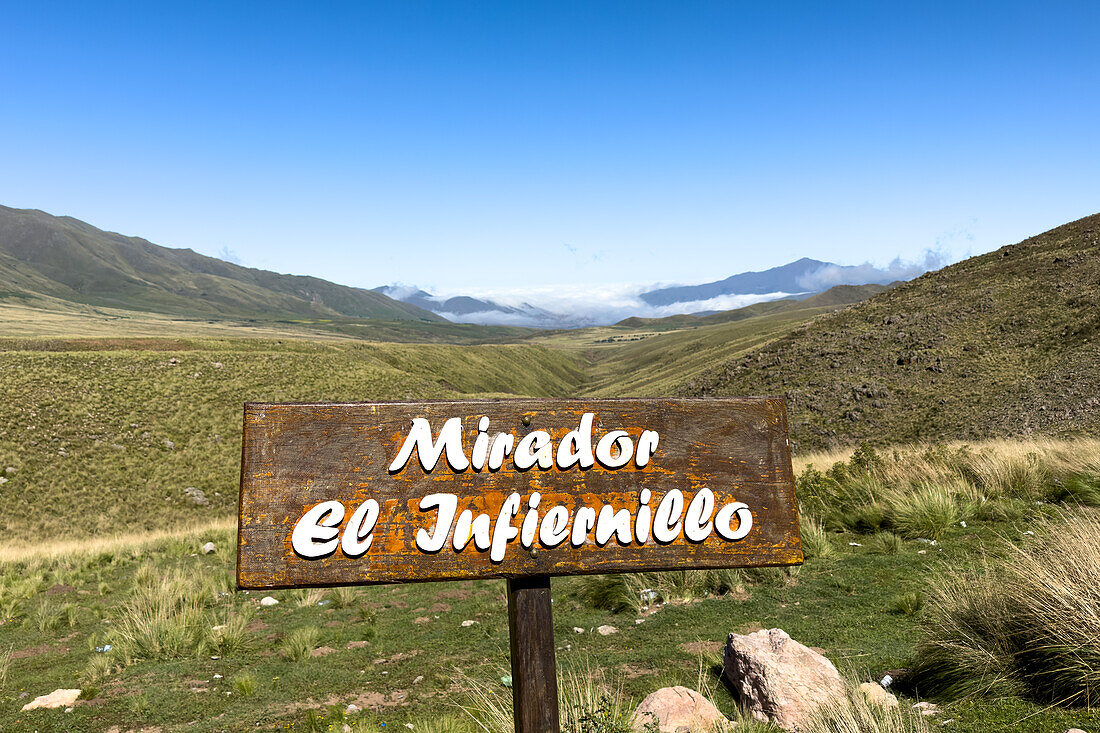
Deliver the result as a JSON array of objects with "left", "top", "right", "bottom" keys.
[
  {"left": 0, "top": 338, "right": 583, "bottom": 542},
  {"left": 3, "top": 514, "right": 1098, "bottom": 731}
]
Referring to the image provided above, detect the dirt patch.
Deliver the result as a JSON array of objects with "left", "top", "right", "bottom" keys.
[
  {"left": 620, "top": 664, "right": 660, "bottom": 680},
  {"left": 436, "top": 589, "right": 472, "bottom": 600},
  {"left": 413, "top": 616, "right": 431, "bottom": 625},
  {"left": 429, "top": 602, "right": 451, "bottom": 613},
  {"left": 325, "top": 621, "right": 343, "bottom": 628},
  {"left": 13, "top": 644, "right": 68, "bottom": 659},
  {"left": 310, "top": 646, "right": 337, "bottom": 658},
  {"left": 45, "top": 584, "right": 75, "bottom": 595},
  {"left": 735, "top": 621, "right": 765, "bottom": 635},
  {"left": 246, "top": 619, "right": 269, "bottom": 633},
  {"left": 346, "top": 641, "right": 371, "bottom": 650}
]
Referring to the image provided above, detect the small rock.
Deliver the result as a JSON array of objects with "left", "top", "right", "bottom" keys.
[
  {"left": 346, "top": 703, "right": 360, "bottom": 714},
  {"left": 201, "top": 542, "right": 217, "bottom": 555},
  {"left": 631, "top": 686, "right": 726, "bottom": 733},
  {"left": 21, "top": 689, "right": 82, "bottom": 711},
  {"left": 461, "top": 619, "right": 478, "bottom": 627},
  {"left": 4, "top": 466, "right": 16, "bottom": 475},
  {"left": 1065, "top": 729, "right": 1087, "bottom": 733},
  {"left": 413, "top": 675, "right": 424, "bottom": 684},
  {"left": 858, "top": 682, "right": 898, "bottom": 708},
  {"left": 912, "top": 701, "right": 939, "bottom": 716},
  {"left": 0, "top": 477, "right": 7, "bottom": 486},
  {"left": 184, "top": 487, "right": 209, "bottom": 506},
  {"left": 260, "top": 596, "right": 279, "bottom": 607},
  {"left": 164, "top": 440, "right": 175, "bottom": 450},
  {"left": 573, "top": 627, "right": 585, "bottom": 634},
  {"left": 213, "top": 674, "right": 223, "bottom": 679},
  {"left": 213, "top": 362, "right": 224, "bottom": 369},
  {"left": 597, "top": 625, "right": 618, "bottom": 636}
]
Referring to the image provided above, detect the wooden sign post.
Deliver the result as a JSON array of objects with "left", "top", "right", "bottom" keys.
[{"left": 237, "top": 398, "right": 802, "bottom": 732}]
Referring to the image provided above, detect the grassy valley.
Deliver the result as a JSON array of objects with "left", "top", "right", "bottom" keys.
[{"left": 2, "top": 213, "right": 1100, "bottom": 731}]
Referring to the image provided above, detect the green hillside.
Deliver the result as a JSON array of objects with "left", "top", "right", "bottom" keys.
[
  {"left": 615, "top": 283, "right": 892, "bottom": 332},
  {"left": 0, "top": 205, "right": 442, "bottom": 323},
  {"left": 0, "top": 339, "right": 583, "bottom": 542},
  {"left": 683, "top": 213, "right": 1100, "bottom": 449},
  {"left": 533, "top": 282, "right": 887, "bottom": 396}
]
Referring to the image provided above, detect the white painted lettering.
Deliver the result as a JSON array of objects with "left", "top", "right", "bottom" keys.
[
  {"left": 291, "top": 500, "right": 344, "bottom": 558},
  {"left": 388, "top": 417, "right": 470, "bottom": 473}
]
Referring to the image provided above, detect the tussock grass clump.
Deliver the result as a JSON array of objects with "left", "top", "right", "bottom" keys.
[
  {"left": 800, "top": 685, "right": 934, "bottom": 733},
  {"left": 576, "top": 569, "right": 746, "bottom": 614},
  {"left": 330, "top": 586, "right": 359, "bottom": 609},
  {"left": 109, "top": 568, "right": 217, "bottom": 662},
  {"left": 0, "top": 643, "right": 12, "bottom": 689},
  {"left": 280, "top": 625, "right": 322, "bottom": 662},
  {"left": 888, "top": 592, "right": 923, "bottom": 616},
  {"left": 794, "top": 441, "right": 1100, "bottom": 544},
  {"left": 888, "top": 484, "right": 963, "bottom": 540},
  {"left": 293, "top": 588, "right": 326, "bottom": 608},
  {"left": 800, "top": 513, "right": 835, "bottom": 560},
  {"left": 233, "top": 671, "right": 258, "bottom": 697},
  {"left": 914, "top": 509, "right": 1100, "bottom": 705},
  {"left": 209, "top": 612, "right": 253, "bottom": 656},
  {"left": 455, "top": 663, "right": 639, "bottom": 733},
  {"left": 867, "top": 532, "right": 902, "bottom": 555}
]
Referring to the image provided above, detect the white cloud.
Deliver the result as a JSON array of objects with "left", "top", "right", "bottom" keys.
[
  {"left": 796, "top": 250, "right": 949, "bottom": 292},
  {"left": 386, "top": 249, "right": 948, "bottom": 328},
  {"left": 429, "top": 283, "right": 801, "bottom": 328}
]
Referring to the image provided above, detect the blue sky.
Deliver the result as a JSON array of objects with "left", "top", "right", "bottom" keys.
[{"left": 2, "top": 1, "right": 1098, "bottom": 300}]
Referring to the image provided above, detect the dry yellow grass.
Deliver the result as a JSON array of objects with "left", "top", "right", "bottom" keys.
[
  {"left": 0, "top": 516, "right": 235, "bottom": 563},
  {"left": 793, "top": 437, "right": 1100, "bottom": 492}
]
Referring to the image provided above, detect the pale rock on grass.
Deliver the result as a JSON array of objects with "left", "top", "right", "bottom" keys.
[
  {"left": 21, "top": 688, "right": 81, "bottom": 711},
  {"left": 631, "top": 686, "right": 727, "bottom": 733}
]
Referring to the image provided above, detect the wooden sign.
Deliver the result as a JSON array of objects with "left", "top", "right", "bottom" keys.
[{"left": 236, "top": 398, "right": 802, "bottom": 590}]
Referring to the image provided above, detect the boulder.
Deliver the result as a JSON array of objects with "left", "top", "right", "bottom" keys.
[
  {"left": 631, "top": 686, "right": 726, "bottom": 733},
  {"left": 858, "top": 682, "right": 898, "bottom": 708},
  {"left": 21, "top": 689, "right": 81, "bottom": 711},
  {"left": 723, "top": 628, "right": 845, "bottom": 730}
]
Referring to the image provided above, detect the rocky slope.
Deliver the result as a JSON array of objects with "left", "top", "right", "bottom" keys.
[{"left": 682, "top": 214, "right": 1100, "bottom": 449}]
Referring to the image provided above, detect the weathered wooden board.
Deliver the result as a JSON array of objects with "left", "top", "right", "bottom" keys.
[{"left": 236, "top": 398, "right": 802, "bottom": 589}]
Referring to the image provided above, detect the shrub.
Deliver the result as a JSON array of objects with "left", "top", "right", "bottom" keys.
[{"left": 913, "top": 509, "right": 1100, "bottom": 705}]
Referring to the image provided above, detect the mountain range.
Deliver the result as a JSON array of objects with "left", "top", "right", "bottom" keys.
[
  {"left": 0, "top": 204, "right": 932, "bottom": 329},
  {"left": 0, "top": 205, "right": 440, "bottom": 323}
]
